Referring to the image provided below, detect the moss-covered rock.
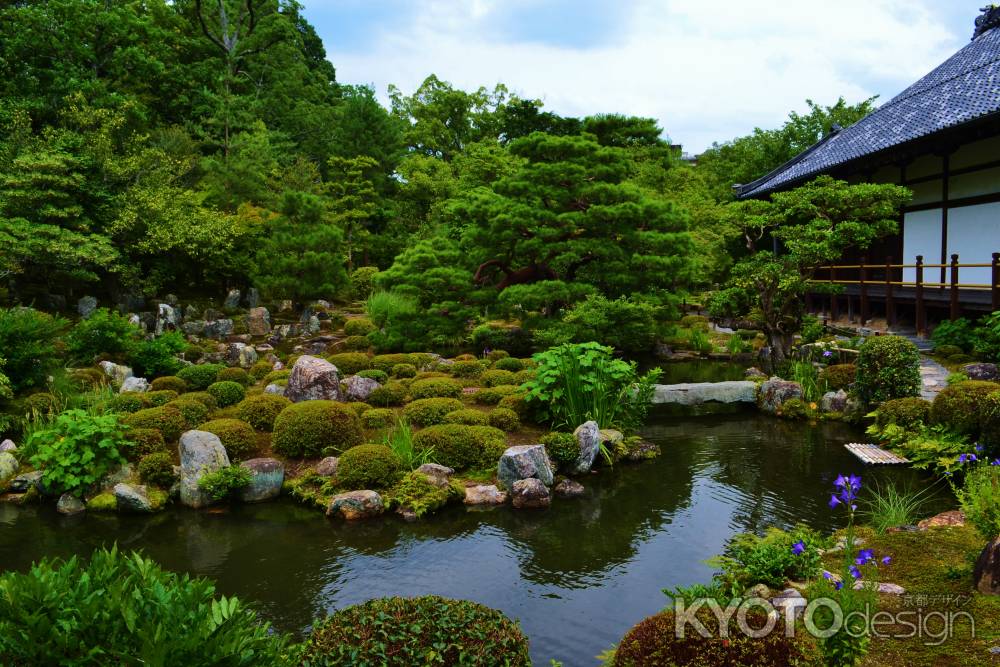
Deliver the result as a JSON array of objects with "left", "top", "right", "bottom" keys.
[
  {"left": 387, "top": 471, "right": 464, "bottom": 518},
  {"left": 236, "top": 393, "right": 292, "bottom": 431},
  {"left": 272, "top": 400, "right": 364, "bottom": 458},
  {"left": 336, "top": 444, "right": 402, "bottom": 489},
  {"left": 403, "top": 398, "right": 465, "bottom": 426},
  {"left": 198, "top": 418, "right": 258, "bottom": 461},
  {"left": 412, "top": 424, "right": 506, "bottom": 471},
  {"left": 86, "top": 492, "right": 117, "bottom": 512}
]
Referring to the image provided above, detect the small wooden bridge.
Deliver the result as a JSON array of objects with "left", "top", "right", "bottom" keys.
[{"left": 844, "top": 442, "right": 910, "bottom": 465}]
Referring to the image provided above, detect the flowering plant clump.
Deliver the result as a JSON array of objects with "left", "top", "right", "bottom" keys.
[{"left": 952, "top": 445, "right": 1000, "bottom": 540}]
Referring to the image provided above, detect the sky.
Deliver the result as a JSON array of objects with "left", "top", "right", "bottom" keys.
[{"left": 299, "top": 0, "right": 989, "bottom": 153}]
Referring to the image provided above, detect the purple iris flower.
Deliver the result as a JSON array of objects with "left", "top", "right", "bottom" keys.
[
  {"left": 823, "top": 350, "right": 833, "bottom": 358},
  {"left": 848, "top": 565, "right": 862, "bottom": 579},
  {"left": 992, "top": 459, "right": 1000, "bottom": 466},
  {"left": 882, "top": 555, "right": 892, "bottom": 565},
  {"left": 834, "top": 581, "right": 844, "bottom": 590},
  {"left": 830, "top": 473, "right": 861, "bottom": 509},
  {"left": 855, "top": 549, "right": 875, "bottom": 566},
  {"left": 792, "top": 541, "right": 805, "bottom": 555},
  {"left": 975, "top": 443, "right": 984, "bottom": 453},
  {"left": 822, "top": 571, "right": 833, "bottom": 580}
]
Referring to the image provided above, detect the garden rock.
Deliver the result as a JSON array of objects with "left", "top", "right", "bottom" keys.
[
  {"left": 770, "top": 589, "right": 807, "bottom": 618},
  {"left": 554, "top": 478, "right": 585, "bottom": 498},
  {"left": 184, "top": 304, "right": 200, "bottom": 320},
  {"left": 224, "top": 289, "right": 241, "bottom": 308},
  {"left": 0, "top": 452, "right": 19, "bottom": 483},
  {"left": 511, "top": 478, "right": 550, "bottom": 509},
  {"left": 315, "top": 457, "right": 339, "bottom": 477},
  {"left": 757, "top": 377, "right": 803, "bottom": 414},
  {"left": 652, "top": 381, "right": 758, "bottom": 405},
  {"left": 820, "top": 389, "right": 848, "bottom": 413},
  {"left": 498, "top": 444, "right": 553, "bottom": 491},
  {"left": 99, "top": 361, "right": 133, "bottom": 386},
  {"left": 100, "top": 463, "right": 132, "bottom": 488},
  {"left": 120, "top": 377, "right": 149, "bottom": 393},
  {"left": 625, "top": 440, "right": 660, "bottom": 461},
  {"left": 305, "top": 315, "right": 321, "bottom": 334},
  {"left": 416, "top": 463, "right": 454, "bottom": 488},
  {"left": 77, "top": 295, "right": 98, "bottom": 318},
  {"left": 745, "top": 583, "right": 771, "bottom": 599},
  {"left": 343, "top": 375, "right": 380, "bottom": 402},
  {"left": 178, "top": 430, "right": 230, "bottom": 509},
  {"left": 327, "top": 490, "right": 383, "bottom": 520},
  {"left": 745, "top": 367, "right": 768, "bottom": 380},
  {"left": 285, "top": 355, "right": 342, "bottom": 402},
  {"left": 0, "top": 439, "right": 15, "bottom": 453},
  {"left": 918, "top": 510, "right": 965, "bottom": 530},
  {"left": 571, "top": 421, "right": 602, "bottom": 474},
  {"left": 227, "top": 342, "right": 258, "bottom": 368},
  {"left": 464, "top": 484, "right": 507, "bottom": 505},
  {"left": 155, "top": 303, "right": 178, "bottom": 335},
  {"left": 203, "top": 319, "right": 234, "bottom": 339},
  {"left": 974, "top": 537, "right": 1000, "bottom": 594},
  {"left": 601, "top": 428, "right": 624, "bottom": 450},
  {"left": 264, "top": 383, "right": 286, "bottom": 396},
  {"left": 8, "top": 471, "right": 41, "bottom": 493},
  {"left": 57, "top": 493, "right": 85, "bottom": 515},
  {"left": 247, "top": 307, "right": 271, "bottom": 336},
  {"left": 277, "top": 299, "right": 294, "bottom": 313},
  {"left": 182, "top": 320, "right": 206, "bottom": 336},
  {"left": 961, "top": 362, "right": 1000, "bottom": 381},
  {"left": 244, "top": 288, "right": 260, "bottom": 309},
  {"left": 853, "top": 581, "right": 906, "bottom": 595},
  {"left": 239, "top": 458, "right": 284, "bottom": 503},
  {"left": 114, "top": 483, "right": 158, "bottom": 513}
]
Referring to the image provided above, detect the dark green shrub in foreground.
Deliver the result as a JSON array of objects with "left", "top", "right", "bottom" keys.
[
  {"left": 123, "top": 406, "right": 187, "bottom": 442},
  {"left": 28, "top": 410, "right": 128, "bottom": 496},
  {"left": 124, "top": 427, "right": 167, "bottom": 459},
  {"left": 177, "top": 363, "right": 226, "bottom": 390},
  {"left": 875, "top": 397, "right": 932, "bottom": 430},
  {"left": 412, "top": 424, "right": 506, "bottom": 471},
  {"left": 138, "top": 451, "right": 178, "bottom": 488},
  {"left": 402, "top": 397, "right": 464, "bottom": 426},
  {"left": 272, "top": 400, "right": 363, "bottom": 457},
  {"left": 237, "top": 393, "right": 292, "bottom": 431},
  {"left": 207, "top": 380, "right": 246, "bottom": 407},
  {"left": 336, "top": 444, "right": 402, "bottom": 489},
  {"left": 0, "top": 547, "right": 298, "bottom": 666},
  {"left": 199, "top": 418, "right": 258, "bottom": 461},
  {"left": 541, "top": 431, "right": 579, "bottom": 466},
  {"left": 129, "top": 331, "right": 186, "bottom": 378},
  {"left": 367, "top": 380, "right": 408, "bottom": 407},
  {"left": 302, "top": 595, "right": 529, "bottom": 666},
  {"left": 930, "top": 380, "right": 1000, "bottom": 438},
  {"left": 818, "top": 363, "right": 856, "bottom": 391},
  {"left": 854, "top": 336, "right": 921, "bottom": 405}
]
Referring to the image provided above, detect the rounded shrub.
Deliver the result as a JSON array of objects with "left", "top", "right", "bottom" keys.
[
  {"left": 403, "top": 398, "right": 465, "bottom": 426},
  {"left": 410, "top": 378, "right": 463, "bottom": 399},
  {"left": 198, "top": 418, "right": 258, "bottom": 461},
  {"left": 356, "top": 368, "right": 388, "bottom": 384},
  {"left": 236, "top": 393, "right": 291, "bottom": 431},
  {"left": 249, "top": 360, "right": 274, "bottom": 381},
  {"left": 216, "top": 366, "right": 250, "bottom": 386},
  {"left": 336, "top": 444, "right": 402, "bottom": 489},
  {"left": 512, "top": 369, "right": 535, "bottom": 385},
  {"left": 348, "top": 402, "right": 371, "bottom": 417},
  {"left": 449, "top": 359, "right": 484, "bottom": 378},
  {"left": 391, "top": 363, "right": 417, "bottom": 378},
  {"left": 362, "top": 408, "right": 396, "bottom": 429},
  {"left": 150, "top": 376, "right": 187, "bottom": 393},
  {"left": 368, "top": 381, "right": 408, "bottom": 407},
  {"left": 412, "top": 424, "right": 506, "bottom": 470},
  {"left": 262, "top": 369, "right": 291, "bottom": 385},
  {"left": 124, "top": 406, "right": 187, "bottom": 442},
  {"left": 350, "top": 266, "right": 379, "bottom": 299},
  {"left": 302, "top": 596, "right": 530, "bottom": 666},
  {"left": 875, "top": 397, "right": 932, "bottom": 430},
  {"left": 488, "top": 408, "right": 520, "bottom": 432},
  {"left": 443, "top": 408, "right": 490, "bottom": 426},
  {"left": 177, "top": 363, "right": 226, "bottom": 390},
  {"left": 480, "top": 369, "right": 516, "bottom": 388},
  {"left": 71, "top": 367, "right": 109, "bottom": 390},
  {"left": 124, "top": 428, "right": 167, "bottom": 460},
  {"left": 473, "top": 385, "right": 519, "bottom": 406},
  {"left": 935, "top": 344, "right": 963, "bottom": 358},
  {"left": 342, "top": 335, "right": 370, "bottom": 351},
  {"left": 818, "top": 363, "right": 856, "bottom": 391},
  {"left": 371, "top": 354, "right": 415, "bottom": 372},
  {"left": 498, "top": 392, "right": 529, "bottom": 418},
  {"left": 144, "top": 389, "right": 178, "bottom": 407},
  {"left": 22, "top": 392, "right": 57, "bottom": 415},
  {"left": 930, "top": 381, "right": 1000, "bottom": 437},
  {"left": 272, "top": 400, "right": 364, "bottom": 458},
  {"left": 183, "top": 391, "right": 218, "bottom": 411},
  {"left": 344, "top": 318, "right": 376, "bottom": 337},
  {"left": 164, "top": 398, "right": 210, "bottom": 429},
  {"left": 138, "top": 451, "right": 178, "bottom": 488},
  {"left": 540, "top": 431, "right": 578, "bottom": 466},
  {"left": 413, "top": 371, "right": 449, "bottom": 381},
  {"left": 613, "top": 608, "right": 817, "bottom": 667},
  {"left": 494, "top": 357, "right": 524, "bottom": 372},
  {"left": 854, "top": 336, "right": 921, "bottom": 405},
  {"left": 326, "top": 352, "right": 372, "bottom": 375},
  {"left": 107, "top": 392, "right": 151, "bottom": 414},
  {"left": 206, "top": 381, "right": 246, "bottom": 407}
]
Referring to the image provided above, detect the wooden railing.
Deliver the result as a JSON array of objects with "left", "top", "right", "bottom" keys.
[{"left": 809, "top": 252, "right": 1000, "bottom": 334}]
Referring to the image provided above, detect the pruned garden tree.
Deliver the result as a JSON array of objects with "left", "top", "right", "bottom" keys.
[{"left": 712, "top": 176, "right": 911, "bottom": 362}]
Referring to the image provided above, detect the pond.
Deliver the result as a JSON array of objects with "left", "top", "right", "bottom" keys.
[
  {"left": 0, "top": 410, "right": 952, "bottom": 665},
  {"left": 640, "top": 358, "right": 748, "bottom": 384}
]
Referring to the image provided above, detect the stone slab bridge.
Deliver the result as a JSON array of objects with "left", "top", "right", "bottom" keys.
[{"left": 652, "top": 381, "right": 758, "bottom": 406}]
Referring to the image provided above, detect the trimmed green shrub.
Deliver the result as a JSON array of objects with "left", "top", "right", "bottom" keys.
[
  {"left": 956, "top": 464, "right": 1000, "bottom": 540},
  {"left": 144, "top": 389, "right": 178, "bottom": 407},
  {"left": 0, "top": 547, "right": 296, "bottom": 666},
  {"left": 128, "top": 331, "right": 186, "bottom": 378},
  {"left": 124, "top": 428, "right": 167, "bottom": 459},
  {"left": 348, "top": 402, "right": 371, "bottom": 417},
  {"left": 486, "top": 350, "right": 509, "bottom": 362},
  {"left": 216, "top": 366, "right": 250, "bottom": 386},
  {"left": 367, "top": 353, "right": 413, "bottom": 373},
  {"left": 449, "top": 359, "right": 485, "bottom": 378},
  {"left": 934, "top": 344, "right": 964, "bottom": 358},
  {"left": 138, "top": 451, "right": 178, "bottom": 488},
  {"left": 164, "top": 398, "right": 210, "bottom": 429},
  {"left": 403, "top": 398, "right": 465, "bottom": 426},
  {"left": 875, "top": 397, "right": 932, "bottom": 430},
  {"left": 106, "top": 392, "right": 151, "bottom": 414},
  {"left": 488, "top": 407, "right": 520, "bottom": 432},
  {"left": 559, "top": 294, "right": 659, "bottom": 353},
  {"left": 513, "top": 369, "right": 536, "bottom": 385},
  {"left": 150, "top": 375, "right": 188, "bottom": 393},
  {"left": 27, "top": 410, "right": 128, "bottom": 496},
  {"left": 931, "top": 318, "right": 975, "bottom": 354},
  {"left": 206, "top": 380, "right": 246, "bottom": 407},
  {"left": 412, "top": 424, "right": 506, "bottom": 471},
  {"left": 350, "top": 266, "right": 380, "bottom": 299},
  {"left": 199, "top": 419, "right": 258, "bottom": 461},
  {"left": 443, "top": 408, "right": 489, "bottom": 426},
  {"left": 177, "top": 363, "right": 226, "bottom": 390},
  {"left": 480, "top": 369, "right": 516, "bottom": 388},
  {"left": 272, "top": 400, "right": 364, "bottom": 458},
  {"left": 262, "top": 369, "right": 291, "bottom": 385},
  {"left": 344, "top": 318, "right": 376, "bottom": 337},
  {"left": 182, "top": 391, "right": 218, "bottom": 411},
  {"left": 494, "top": 357, "right": 524, "bottom": 372},
  {"left": 498, "top": 392, "right": 529, "bottom": 417},
  {"left": 854, "top": 336, "right": 921, "bottom": 405},
  {"left": 413, "top": 371, "right": 449, "bottom": 381},
  {"left": 70, "top": 367, "right": 109, "bottom": 390},
  {"left": 362, "top": 408, "right": 396, "bottom": 429},
  {"left": 124, "top": 406, "right": 187, "bottom": 442},
  {"left": 391, "top": 363, "right": 417, "bottom": 378},
  {"left": 473, "top": 384, "right": 519, "bottom": 406},
  {"left": 303, "top": 595, "right": 529, "bottom": 666},
  {"left": 342, "top": 335, "right": 370, "bottom": 351},
  {"left": 336, "top": 444, "right": 402, "bottom": 489},
  {"left": 249, "top": 360, "right": 273, "bottom": 381},
  {"left": 540, "top": 431, "right": 578, "bottom": 466},
  {"left": 368, "top": 381, "right": 409, "bottom": 407},
  {"left": 409, "top": 378, "right": 463, "bottom": 399},
  {"left": 356, "top": 369, "right": 388, "bottom": 384},
  {"left": 818, "top": 363, "right": 856, "bottom": 391},
  {"left": 236, "top": 393, "right": 291, "bottom": 431},
  {"left": 326, "top": 352, "right": 372, "bottom": 375},
  {"left": 930, "top": 381, "right": 1000, "bottom": 437}
]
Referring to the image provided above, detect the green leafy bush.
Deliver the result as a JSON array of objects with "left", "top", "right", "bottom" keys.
[
  {"left": 818, "top": 363, "right": 856, "bottom": 391},
  {"left": 342, "top": 335, "right": 371, "bottom": 351},
  {"left": 302, "top": 595, "right": 529, "bottom": 666},
  {"left": 326, "top": 352, "right": 372, "bottom": 375},
  {"left": 494, "top": 357, "right": 525, "bottom": 372},
  {"left": 930, "top": 380, "right": 1000, "bottom": 438},
  {"left": 145, "top": 389, "right": 178, "bottom": 407},
  {"left": 206, "top": 380, "right": 246, "bottom": 407},
  {"left": 412, "top": 424, "right": 506, "bottom": 471},
  {"left": 129, "top": 331, "right": 186, "bottom": 378},
  {"left": 498, "top": 392, "right": 529, "bottom": 418},
  {"left": 403, "top": 398, "right": 465, "bottom": 426},
  {"left": 540, "top": 431, "right": 578, "bottom": 466},
  {"left": 124, "top": 427, "right": 166, "bottom": 459},
  {"left": 216, "top": 366, "right": 250, "bottom": 386},
  {"left": 931, "top": 317, "right": 976, "bottom": 353},
  {"left": 487, "top": 408, "right": 520, "bottom": 432},
  {"left": 0, "top": 546, "right": 297, "bottom": 666},
  {"left": 934, "top": 344, "right": 963, "bottom": 358},
  {"left": 65, "top": 308, "right": 139, "bottom": 363},
  {"left": 367, "top": 380, "right": 409, "bottom": 406},
  {"left": 955, "top": 463, "right": 1000, "bottom": 540},
  {"left": 362, "top": 407, "right": 395, "bottom": 429},
  {"left": 472, "top": 384, "right": 519, "bottom": 406},
  {"left": 356, "top": 369, "right": 388, "bottom": 384},
  {"left": 123, "top": 406, "right": 187, "bottom": 442},
  {"left": 165, "top": 398, "right": 210, "bottom": 429},
  {"left": 138, "top": 451, "right": 178, "bottom": 488},
  {"left": 470, "top": 323, "right": 533, "bottom": 357},
  {"left": 443, "top": 408, "right": 489, "bottom": 426},
  {"left": 800, "top": 313, "right": 825, "bottom": 344},
  {"left": 973, "top": 311, "right": 1000, "bottom": 361},
  {"left": 449, "top": 360, "right": 485, "bottom": 378},
  {"left": 28, "top": 409, "right": 128, "bottom": 496},
  {"left": 197, "top": 465, "right": 253, "bottom": 501},
  {"left": 480, "top": 369, "right": 516, "bottom": 388},
  {"left": 336, "top": 444, "right": 402, "bottom": 489},
  {"left": 106, "top": 392, "right": 151, "bottom": 414},
  {"left": 558, "top": 294, "right": 659, "bottom": 353},
  {"left": 183, "top": 391, "right": 218, "bottom": 411},
  {"left": 409, "top": 378, "right": 463, "bottom": 399},
  {"left": 854, "top": 335, "right": 921, "bottom": 405},
  {"left": 198, "top": 419, "right": 258, "bottom": 461},
  {"left": 236, "top": 393, "right": 291, "bottom": 431},
  {"left": 386, "top": 471, "right": 464, "bottom": 518},
  {"left": 272, "top": 400, "right": 363, "bottom": 457},
  {"left": 344, "top": 318, "right": 376, "bottom": 337},
  {"left": 350, "top": 266, "right": 380, "bottom": 299},
  {"left": 0, "top": 307, "right": 67, "bottom": 391},
  {"left": 875, "top": 397, "right": 932, "bottom": 430},
  {"left": 22, "top": 391, "right": 58, "bottom": 416},
  {"left": 390, "top": 363, "right": 416, "bottom": 378},
  {"left": 151, "top": 375, "right": 188, "bottom": 393},
  {"left": 177, "top": 363, "right": 226, "bottom": 390}
]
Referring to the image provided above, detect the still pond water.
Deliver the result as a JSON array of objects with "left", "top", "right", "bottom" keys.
[{"left": 0, "top": 409, "right": 950, "bottom": 665}]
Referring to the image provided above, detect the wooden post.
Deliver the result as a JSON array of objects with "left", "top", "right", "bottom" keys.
[
  {"left": 859, "top": 255, "right": 869, "bottom": 325},
  {"left": 830, "top": 265, "right": 839, "bottom": 321},
  {"left": 992, "top": 252, "right": 1000, "bottom": 313},
  {"left": 915, "top": 255, "right": 926, "bottom": 335},
  {"left": 885, "top": 256, "right": 895, "bottom": 326},
  {"left": 950, "top": 253, "right": 960, "bottom": 321}
]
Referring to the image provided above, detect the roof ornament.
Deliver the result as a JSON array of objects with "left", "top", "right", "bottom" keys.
[{"left": 973, "top": 5, "right": 1000, "bottom": 39}]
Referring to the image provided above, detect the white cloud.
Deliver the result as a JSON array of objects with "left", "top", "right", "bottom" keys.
[{"left": 323, "top": 0, "right": 965, "bottom": 152}]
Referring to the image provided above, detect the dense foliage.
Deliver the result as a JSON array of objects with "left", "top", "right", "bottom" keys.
[{"left": 28, "top": 409, "right": 128, "bottom": 496}]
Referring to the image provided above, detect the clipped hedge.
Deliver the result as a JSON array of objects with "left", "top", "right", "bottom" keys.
[
  {"left": 336, "top": 444, "right": 402, "bottom": 489},
  {"left": 443, "top": 408, "right": 490, "bottom": 426},
  {"left": 272, "top": 400, "right": 363, "bottom": 458},
  {"left": 449, "top": 359, "right": 484, "bottom": 378},
  {"left": 236, "top": 393, "right": 292, "bottom": 431},
  {"left": 409, "top": 378, "right": 463, "bottom": 400},
  {"left": 138, "top": 451, "right": 178, "bottom": 488},
  {"left": 493, "top": 357, "right": 525, "bottom": 372},
  {"left": 356, "top": 369, "right": 388, "bottom": 384},
  {"left": 371, "top": 354, "right": 416, "bottom": 373},
  {"left": 412, "top": 424, "right": 506, "bottom": 471},
  {"left": 198, "top": 418, "right": 258, "bottom": 461},
  {"left": 391, "top": 363, "right": 417, "bottom": 378},
  {"left": 206, "top": 380, "right": 246, "bottom": 407},
  {"left": 123, "top": 406, "right": 187, "bottom": 442},
  {"left": 344, "top": 318, "right": 376, "bottom": 337},
  {"left": 124, "top": 428, "right": 167, "bottom": 460},
  {"left": 368, "top": 381, "right": 408, "bottom": 407},
  {"left": 362, "top": 408, "right": 396, "bottom": 429},
  {"left": 177, "top": 363, "right": 226, "bottom": 390},
  {"left": 327, "top": 352, "right": 372, "bottom": 375},
  {"left": 488, "top": 407, "right": 520, "bottom": 432},
  {"left": 181, "top": 391, "right": 218, "bottom": 411},
  {"left": 107, "top": 392, "right": 151, "bottom": 414},
  {"left": 480, "top": 369, "right": 516, "bottom": 388},
  {"left": 875, "top": 397, "right": 932, "bottom": 430},
  {"left": 818, "top": 363, "right": 856, "bottom": 391},
  {"left": 150, "top": 375, "right": 187, "bottom": 393},
  {"left": 854, "top": 336, "right": 921, "bottom": 405},
  {"left": 216, "top": 366, "right": 251, "bottom": 386},
  {"left": 930, "top": 380, "right": 1000, "bottom": 438},
  {"left": 144, "top": 389, "right": 178, "bottom": 407},
  {"left": 473, "top": 385, "right": 519, "bottom": 406},
  {"left": 164, "top": 398, "right": 210, "bottom": 429},
  {"left": 403, "top": 398, "right": 465, "bottom": 426}
]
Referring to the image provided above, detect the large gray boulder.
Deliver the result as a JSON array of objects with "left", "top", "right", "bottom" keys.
[
  {"left": 554, "top": 478, "right": 585, "bottom": 498},
  {"left": 77, "top": 296, "right": 98, "bottom": 318},
  {"left": 327, "top": 490, "right": 383, "bottom": 520},
  {"left": 0, "top": 439, "right": 16, "bottom": 453},
  {"left": 155, "top": 303, "right": 178, "bottom": 335},
  {"left": 224, "top": 288, "right": 242, "bottom": 309},
  {"left": 57, "top": 493, "right": 86, "bottom": 515},
  {"left": 264, "top": 383, "right": 286, "bottom": 396},
  {"left": 247, "top": 307, "right": 271, "bottom": 336},
  {"left": 178, "top": 430, "right": 230, "bottom": 508},
  {"left": 99, "top": 361, "right": 133, "bottom": 387},
  {"left": 239, "top": 458, "right": 284, "bottom": 503},
  {"left": 0, "top": 451, "right": 19, "bottom": 484},
  {"left": 203, "top": 319, "right": 234, "bottom": 340},
  {"left": 315, "top": 456, "right": 339, "bottom": 477},
  {"left": 416, "top": 463, "right": 454, "bottom": 488},
  {"left": 464, "top": 484, "right": 507, "bottom": 505},
  {"left": 571, "top": 421, "right": 602, "bottom": 474},
  {"left": 757, "top": 377, "right": 803, "bottom": 414},
  {"left": 497, "top": 444, "right": 553, "bottom": 491},
  {"left": 653, "top": 381, "right": 758, "bottom": 405},
  {"left": 182, "top": 320, "right": 206, "bottom": 336},
  {"left": 961, "top": 362, "right": 1000, "bottom": 382},
  {"left": 244, "top": 288, "right": 260, "bottom": 309},
  {"left": 114, "top": 483, "right": 161, "bottom": 513},
  {"left": 343, "top": 375, "right": 380, "bottom": 402},
  {"left": 820, "top": 389, "right": 848, "bottom": 413},
  {"left": 285, "top": 355, "right": 342, "bottom": 402},
  {"left": 511, "top": 478, "right": 550, "bottom": 509},
  {"left": 120, "top": 377, "right": 149, "bottom": 393},
  {"left": 8, "top": 471, "right": 41, "bottom": 493},
  {"left": 975, "top": 537, "right": 1000, "bottom": 595}
]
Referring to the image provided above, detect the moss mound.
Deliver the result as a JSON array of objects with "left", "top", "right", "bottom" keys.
[
  {"left": 206, "top": 380, "right": 246, "bottom": 407},
  {"left": 480, "top": 369, "right": 516, "bottom": 387},
  {"left": 361, "top": 408, "right": 396, "bottom": 429},
  {"left": 150, "top": 376, "right": 187, "bottom": 393},
  {"left": 443, "top": 408, "right": 489, "bottom": 426},
  {"left": 124, "top": 406, "right": 187, "bottom": 442},
  {"left": 327, "top": 352, "right": 372, "bottom": 375},
  {"left": 412, "top": 424, "right": 506, "bottom": 471},
  {"left": 368, "top": 381, "right": 408, "bottom": 406},
  {"left": 403, "top": 398, "right": 465, "bottom": 427},
  {"left": 236, "top": 393, "right": 291, "bottom": 431},
  {"left": 144, "top": 389, "right": 178, "bottom": 407},
  {"left": 336, "top": 444, "right": 402, "bottom": 489},
  {"left": 165, "top": 398, "right": 211, "bottom": 428},
  {"left": 930, "top": 380, "right": 1000, "bottom": 437},
  {"left": 124, "top": 428, "right": 167, "bottom": 459},
  {"left": 272, "top": 400, "right": 363, "bottom": 458},
  {"left": 409, "top": 378, "right": 463, "bottom": 399},
  {"left": 216, "top": 366, "right": 250, "bottom": 386},
  {"left": 198, "top": 418, "right": 258, "bottom": 461},
  {"left": 107, "top": 392, "right": 151, "bottom": 414},
  {"left": 138, "top": 451, "right": 178, "bottom": 488},
  {"left": 177, "top": 363, "right": 225, "bottom": 390},
  {"left": 875, "top": 397, "right": 932, "bottom": 430},
  {"left": 817, "top": 363, "right": 855, "bottom": 391},
  {"left": 487, "top": 407, "right": 520, "bottom": 432}
]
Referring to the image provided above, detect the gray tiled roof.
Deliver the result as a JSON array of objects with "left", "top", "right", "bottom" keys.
[{"left": 736, "top": 24, "right": 1000, "bottom": 198}]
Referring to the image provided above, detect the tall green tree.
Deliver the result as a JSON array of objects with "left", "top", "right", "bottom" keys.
[{"left": 327, "top": 155, "right": 379, "bottom": 270}]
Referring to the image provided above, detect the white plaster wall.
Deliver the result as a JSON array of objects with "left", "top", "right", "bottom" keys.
[
  {"left": 947, "top": 203, "right": 1000, "bottom": 285},
  {"left": 902, "top": 209, "right": 942, "bottom": 283}
]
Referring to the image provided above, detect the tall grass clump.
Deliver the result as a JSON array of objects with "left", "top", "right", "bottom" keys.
[
  {"left": 381, "top": 417, "right": 433, "bottom": 470},
  {"left": 861, "top": 480, "right": 937, "bottom": 533},
  {"left": 791, "top": 361, "right": 821, "bottom": 402},
  {"left": 365, "top": 290, "right": 419, "bottom": 329}
]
